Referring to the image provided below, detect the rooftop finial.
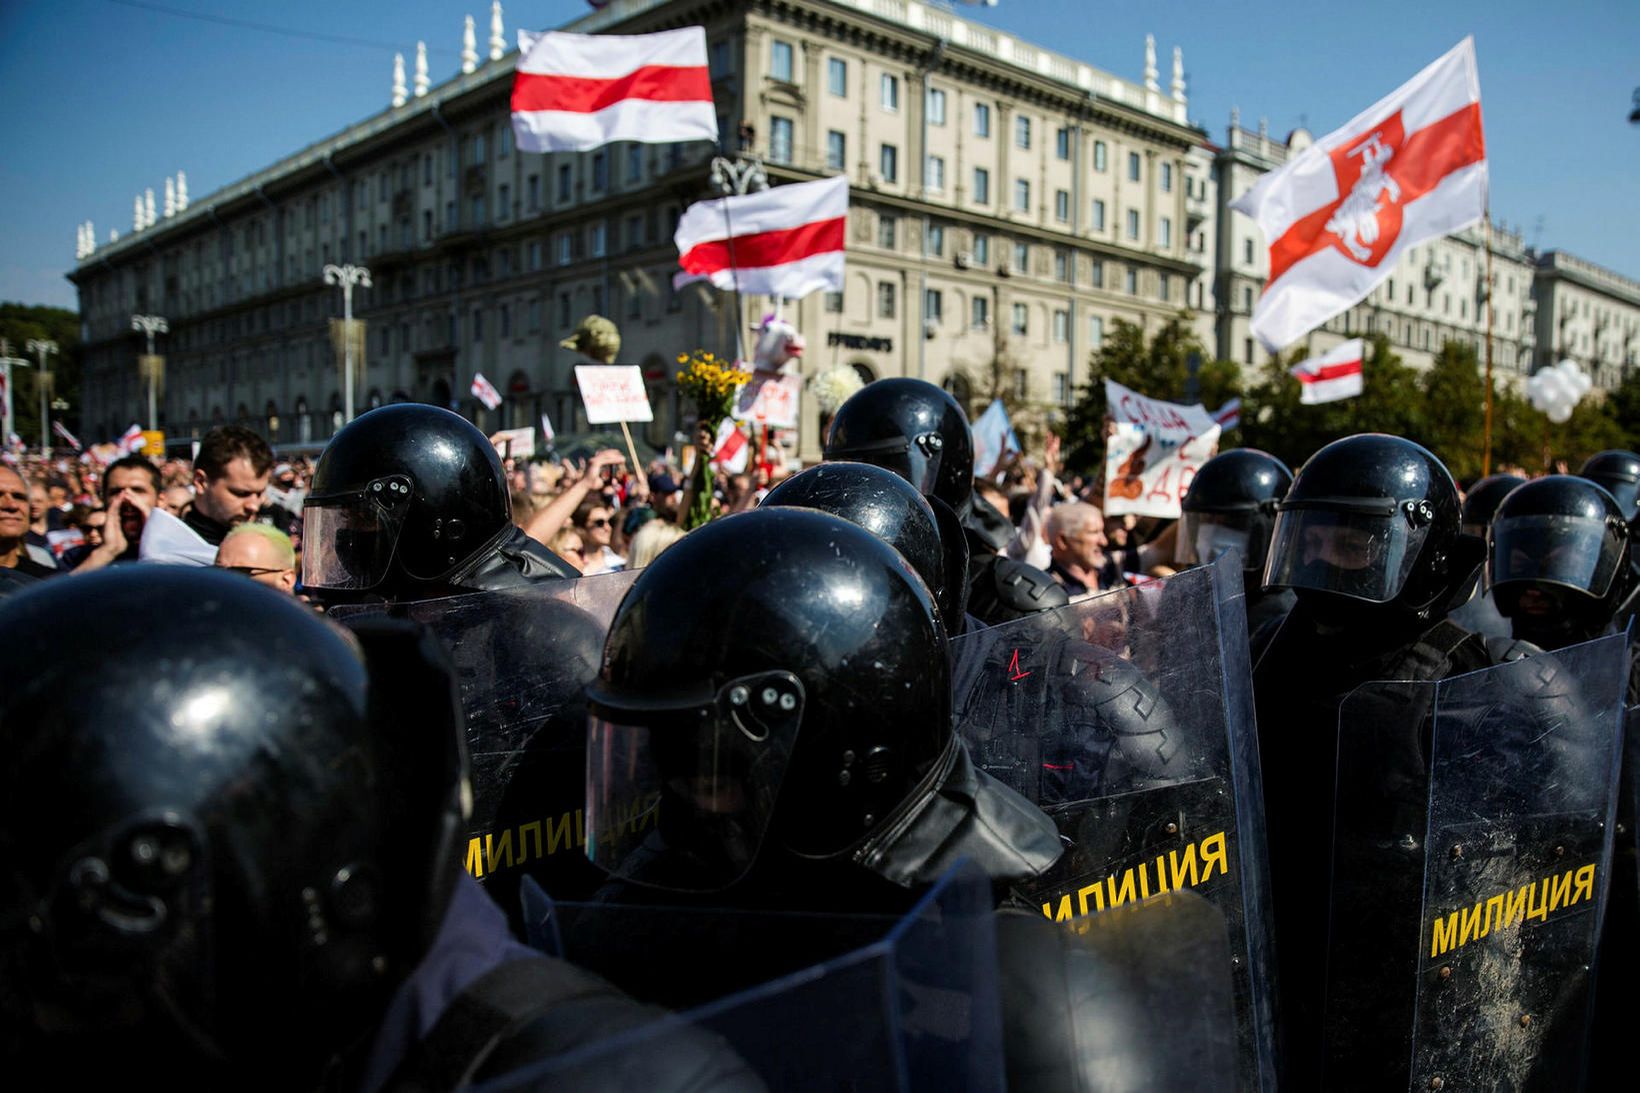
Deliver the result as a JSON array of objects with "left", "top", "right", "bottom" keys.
[
  {"left": 144, "top": 188, "right": 156, "bottom": 228},
  {"left": 1230, "top": 105, "right": 1240, "bottom": 133},
  {"left": 461, "top": 15, "right": 477, "bottom": 75},
  {"left": 176, "top": 171, "right": 189, "bottom": 211},
  {"left": 392, "top": 52, "right": 407, "bottom": 106},
  {"left": 1143, "top": 34, "right": 1158, "bottom": 93},
  {"left": 164, "top": 176, "right": 176, "bottom": 218},
  {"left": 75, "top": 223, "right": 87, "bottom": 260},
  {"left": 133, "top": 194, "right": 145, "bottom": 231},
  {"left": 489, "top": 2, "right": 505, "bottom": 61},
  {"left": 1171, "top": 46, "right": 1185, "bottom": 102},
  {"left": 414, "top": 41, "right": 430, "bottom": 96}
]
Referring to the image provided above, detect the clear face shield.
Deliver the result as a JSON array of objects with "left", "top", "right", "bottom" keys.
[
  {"left": 1264, "top": 499, "right": 1430, "bottom": 604},
  {"left": 1175, "top": 511, "right": 1256, "bottom": 572},
  {"left": 1488, "top": 513, "right": 1625, "bottom": 600},
  {"left": 585, "top": 671, "right": 806, "bottom": 892},
  {"left": 300, "top": 475, "right": 414, "bottom": 591}
]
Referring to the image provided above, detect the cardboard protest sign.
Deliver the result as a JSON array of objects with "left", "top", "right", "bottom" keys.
[
  {"left": 732, "top": 369, "right": 801, "bottom": 429},
  {"left": 574, "top": 365, "right": 654, "bottom": 425},
  {"left": 491, "top": 426, "right": 536, "bottom": 460},
  {"left": 1103, "top": 379, "right": 1222, "bottom": 519}
]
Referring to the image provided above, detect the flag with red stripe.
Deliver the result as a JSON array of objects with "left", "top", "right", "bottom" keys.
[
  {"left": 117, "top": 423, "right": 145, "bottom": 454},
  {"left": 471, "top": 371, "right": 503, "bottom": 411},
  {"left": 1292, "top": 339, "right": 1365, "bottom": 404},
  {"left": 1231, "top": 38, "right": 1486, "bottom": 351},
  {"left": 712, "top": 418, "right": 750, "bottom": 473},
  {"left": 674, "top": 175, "right": 848, "bottom": 300},
  {"left": 52, "top": 421, "right": 82, "bottom": 451},
  {"left": 511, "top": 27, "right": 717, "bottom": 153}
]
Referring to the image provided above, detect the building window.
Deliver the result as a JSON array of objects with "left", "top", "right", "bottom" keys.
[
  {"left": 1126, "top": 209, "right": 1140, "bottom": 240},
  {"left": 1012, "top": 302, "right": 1028, "bottom": 335},
  {"left": 1243, "top": 238, "right": 1254, "bottom": 264},
  {"left": 500, "top": 304, "right": 512, "bottom": 338},
  {"left": 1089, "top": 315, "right": 1104, "bottom": 349},
  {"left": 879, "top": 215, "right": 897, "bottom": 249},
  {"left": 473, "top": 131, "right": 486, "bottom": 165},
  {"left": 925, "top": 288, "right": 943, "bottom": 322},
  {"left": 927, "top": 87, "right": 946, "bottom": 125},
  {"left": 1014, "top": 241, "right": 1029, "bottom": 273},
  {"left": 826, "top": 130, "right": 847, "bottom": 171},
  {"left": 471, "top": 308, "right": 484, "bottom": 342},
  {"left": 1241, "top": 286, "right": 1253, "bottom": 312},
  {"left": 880, "top": 143, "right": 899, "bottom": 183},
  {"left": 556, "top": 232, "right": 572, "bottom": 265},
  {"left": 1244, "top": 338, "right": 1255, "bottom": 365},
  {"left": 927, "top": 155, "right": 945, "bottom": 193},
  {"left": 972, "top": 167, "right": 990, "bottom": 204},
  {"left": 527, "top": 299, "right": 541, "bottom": 333},
  {"left": 1054, "top": 250, "right": 1069, "bottom": 282},
  {"left": 1091, "top": 258, "right": 1104, "bottom": 289},
  {"left": 881, "top": 73, "right": 899, "bottom": 111},
  {"left": 771, "top": 39, "right": 794, "bottom": 83},
  {"left": 1160, "top": 163, "right": 1173, "bottom": 192},
  {"left": 1054, "top": 189, "right": 1069, "bottom": 222},
  {"left": 591, "top": 153, "right": 607, "bottom": 191},
  {"left": 878, "top": 281, "right": 897, "bottom": 318},
  {"left": 528, "top": 241, "right": 542, "bottom": 270},
  {"left": 1014, "top": 369, "right": 1029, "bottom": 400},
  {"left": 1128, "top": 152, "right": 1141, "bottom": 181},
  {"left": 973, "top": 233, "right": 990, "bottom": 265},
  {"left": 625, "top": 214, "right": 643, "bottom": 251},
  {"left": 828, "top": 57, "right": 847, "bottom": 96},
  {"left": 1091, "top": 199, "right": 1106, "bottom": 231},
  {"left": 928, "top": 223, "right": 945, "bottom": 256},
  {"left": 1159, "top": 275, "right": 1171, "bottom": 302},
  {"left": 497, "top": 184, "right": 510, "bottom": 220},
  {"left": 972, "top": 295, "right": 989, "bottom": 328},
  {"left": 1158, "top": 216, "right": 1172, "bottom": 248},
  {"left": 1015, "top": 115, "right": 1031, "bottom": 149},
  {"left": 499, "top": 126, "right": 512, "bottom": 158},
  {"left": 1052, "top": 308, "right": 1069, "bottom": 343},
  {"left": 589, "top": 221, "right": 607, "bottom": 257},
  {"left": 1093, "top": 141, "right": 1107, "bottom": 172},
  {"left": 770, "top": 116, "right": 794, "bottom": 164},
  {"left": 1056, "top": 128, "right": 1071, "bottom": 160},
  {"left": 527, "top": 174, "right": 540, "bottom": 210},
  {"left": 824, "top": 290, "right": 844, "bottom": 313},
  {"left": 974, "top": 102, "right": 991, "bottom": 137},
  {"left": 1014, "top": 179, "right": 1030, "bottom": 212},
  {"left": 1053, "top": 372, "right": 1069, "bottom": 405},
  {"left": 627, "top": 146, "right": 643, "bottom": 183},
  {"left": 1125, "top": 267, "right": 1138, "bottom": 294}
]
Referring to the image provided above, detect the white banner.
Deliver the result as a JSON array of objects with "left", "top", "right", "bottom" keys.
[
  {"left": 575, "top": 364, "right": 654, "bottom": 425},
  {"left": 1102, "top": 379, "right": 1222, "bottom": 519},
  {"left": 490, "top": 426, "right": 536, "bottom": 459},
  {"left": 732, "top": 369, "right": 801, "bottom": 429}
]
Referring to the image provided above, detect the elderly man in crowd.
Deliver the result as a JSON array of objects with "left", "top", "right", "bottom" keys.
[
  {"left": 214, "top": 523, "right": 297, "bottom": 594},
  {"left": 1045, "top": 500, "right": 1121, "bottom": 596},
  {"left": 0, "top": 464, "right": 58, "bottom": 579}
]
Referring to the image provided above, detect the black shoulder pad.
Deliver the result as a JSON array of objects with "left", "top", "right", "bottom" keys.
[{"left": 969, "top": 556, "right": 1069, "bottom": 625}]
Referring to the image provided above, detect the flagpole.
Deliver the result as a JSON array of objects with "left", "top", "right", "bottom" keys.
[{"left": 1482, "top": 211, "right": 1495, "bottom": 476}]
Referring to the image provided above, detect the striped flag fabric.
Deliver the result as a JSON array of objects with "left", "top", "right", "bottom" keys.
[
  {"left": 1292, "top": 339, "right": 1365, "bottom": 404},
  {"left": 1211, "top": 398, "right": 1242, "bottom": 431},
  {"left": 674, "top": 175, "right": 848, "bottom": 300},
  {"left": 52, "top": 421, "right": 82, "bottom": 451},
  {"left": 511, "top": 27, "right": 717, "bottom": 153},
  {"left": 540, "top": 411, "right": 556, "bottom": 447},
  {"left": 471, "top": 372, "right": 503, "bottom": 411},
  {"left": 712, "top": 418, "right": 750, "bottom": 473},
  {"left": 117, "top": 423, "right": 145, "bottom": 454},
  {"left": 1231, "top": 38, "right": 1486, "bottom": 351}
]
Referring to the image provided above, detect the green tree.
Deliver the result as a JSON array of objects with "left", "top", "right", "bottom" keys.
[
  {"left": 1601, "top": 370, "right": 1640, "bottom": 449},
  {"left": 0, "top": 303, "right": 81, "bottom": 447},
  {"left": 1419, "top": 341, "right": 1487, "bottom": 481}
]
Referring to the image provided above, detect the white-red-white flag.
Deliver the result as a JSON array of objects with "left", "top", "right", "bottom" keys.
[
  {"left": 117, "top": 423, "right": 145, "bottom": 453},
  {"left": 511, "top": 27, "right": 717, "bottom": 154},
  {"left": 711, "top": 418, "right": 750, "bottom": 473},
  {"left": 52, "top": 421, "right": 81, "bottom": 451},
  {"left": 471, "top": 372, "right": 503, "bottom": 411},
  {"left": 1211, "top": 398, "right": 1242, "bottom": 432},
  {"left": 1232, "top": 38, "right": 1486, "bottom": 351},
  {"left": 674, "top": 175, "right": 847, "bottom": 300},
  {"left": 1292, "top": 339, "right": 1365, "bottom": 404},
  {"left": 540, "top": 411, "right": 555, "bottom": 446}
]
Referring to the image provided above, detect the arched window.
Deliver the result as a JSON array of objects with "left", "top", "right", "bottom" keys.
[
  {"left": 295, "top": 397, "right": 312, "bottom": 445},
  {"left": 850, "top": 361, "right": 877, "bottom": 385}
]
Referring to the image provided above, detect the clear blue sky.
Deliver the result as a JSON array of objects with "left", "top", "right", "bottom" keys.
[{"left": 2, "top": 0, "right": 1636, "bottom": 310}]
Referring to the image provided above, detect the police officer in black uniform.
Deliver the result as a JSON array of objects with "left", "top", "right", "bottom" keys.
[
  {"left": 301, "top": 404, "right": 577, "bottom": 606},
  {"left": 822, "top": 377, "right": 1066, "bottom": 627},
  {"left": 1251, "top": 433, "right": 1496, "bottom": 1084},
  {"left": 1446, "top": 472, "right": 1526, "bottom": 638},
  {"left": 1174, "top": 448, "right": 1294, "bottom": 636},
  {"left": 1578, "top": 450, "right": 1640, "bottom": 521},
  {"left": 0, "top": 568, "right": 752, "bottom": 1091}
]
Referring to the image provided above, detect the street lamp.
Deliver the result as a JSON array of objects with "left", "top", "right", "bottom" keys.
[
  {"left": 131, "top": 313, "right": 168, "bottom": 431},
  {"left": 323, "top": 264, "right": 371, "bottom": 424},
  {"left": 0, "top": 338, "right": 29, "bottom": 447},
  {"left": 26, "top": 339, "right": 57, "bottom": 455}
]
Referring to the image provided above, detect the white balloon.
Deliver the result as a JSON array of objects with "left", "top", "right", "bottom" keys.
[{"left": 1548, "top": 403, "right": 1573, "bottom": 424}]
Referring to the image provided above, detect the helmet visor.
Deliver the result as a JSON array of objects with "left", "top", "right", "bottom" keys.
[
  {"left": 586, "top": 671, "right": 805, "bottom": 892},
  {"left": 1489, "top": 513, "right": 1624, "bottom": 599},
  {"left": 301, "top": 496, "right": 405, "bottom": 590},
  {"left": 1264, "top": 504, "right": 1428, "bottom": 603},
  {"left": 1175, "top": 511, "right": 1254, "bottom": 571}
]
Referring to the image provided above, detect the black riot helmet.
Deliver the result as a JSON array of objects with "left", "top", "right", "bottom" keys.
[
  {"left": 1577, "top": 450, "right": 1640, "bottom": 521},
  {"left": 760, "top": 460, "right": 967, "bottom": 627},
  {"left": 1460, "top": 473, "right": 1527, "bottom": 537},
  {"left": 585, "top": 508, "right": 952, "bottom": 892},
  {"left": 1488, "top": 475, "right": 1635, "bottom": 647},
  {"left": 303, "top": 404, "right": 513, "bottom": 599},
  {"left": 823, "top": 378, "right": 975, "bottom": 515},
  {"left": 0, "top": 568, "right": 468, "bottom": 1083},
  {"left": 1174, "top": 448, "right": 1293, "bottom": 581},
  {"left": 1264, "top": 434, "right": 1471, "bottom": 619}
]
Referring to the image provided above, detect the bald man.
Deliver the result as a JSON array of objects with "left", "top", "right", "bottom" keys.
[{"left": 214, "top": 523, "right": 297, "bottom": 594}]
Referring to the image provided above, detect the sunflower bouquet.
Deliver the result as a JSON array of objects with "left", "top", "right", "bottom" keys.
[{"left": 676, "top": 349, "right": 748, "bottom": 424}]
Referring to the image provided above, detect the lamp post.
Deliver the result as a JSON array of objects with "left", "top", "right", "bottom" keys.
[
  {"left": 709, "top": 149, "right": 768, "bottom": 361},
  {"left": 130, "top": 313, "right": 168, "bottom": 431},
  {"left": 323, "top": 264, "right": 372, "bottom": 423},
  {"left": 0, "top": 337, "right": 29, "bottom": 447},
  {"left": 26, "top": 339, "right": 57, "bottom": 455}
]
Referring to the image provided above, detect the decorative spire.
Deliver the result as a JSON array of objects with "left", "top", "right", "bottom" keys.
[
  {"left": 1170, "top": 46, "right": 1185, "bottom": 102},
  {"left": 461, "top": 15, "right": 477, "bottom": 74},
  {"left": 110, "top": 229, "right": 120, "bottom": 243},
  {"left": 414, "top": 41, "right": 430, "bottom": 96},
  {"left": 75, "top": 224, "right": 86, "bottom": 260},
  {"left": 133, "top": 194, "right": 144, "bottom": 231},
  {"left": 87, "top": 220, "right": 95, "bottom": 253},
  {"left": 176, "top": 171, "right": 189, "bottom": 210},
  {"left": 1230, "top": 105, "right": 1240, "bottom": 131},
  {"left": 392, "top": 52, "right": 407, "bottom": 107},
  {"left": 1143, "top": 34, "right": 1158, "bottom": 93},
  {"left": 489, "top": 1, "right": 505, "bottom": 61},
  {"left": 144, "top": 188, "right": 156, "bottom": 228},
  {"left": 164, "top": 176, "right": 176, "bottom": 218}
]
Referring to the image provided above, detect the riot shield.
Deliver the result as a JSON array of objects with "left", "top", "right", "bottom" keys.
[
  {"left": 334, "top": 571, "right": 639, "bottom": 908},
  {"left": 1324, "top": 632, "right": 1628, "bottom": 1091},
  {"left": 950, "top": 553, "right": 1276, "bottom": 1090},
  {"left": 475, "top": 861, "right": 1006, "bottom": 1092}
]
